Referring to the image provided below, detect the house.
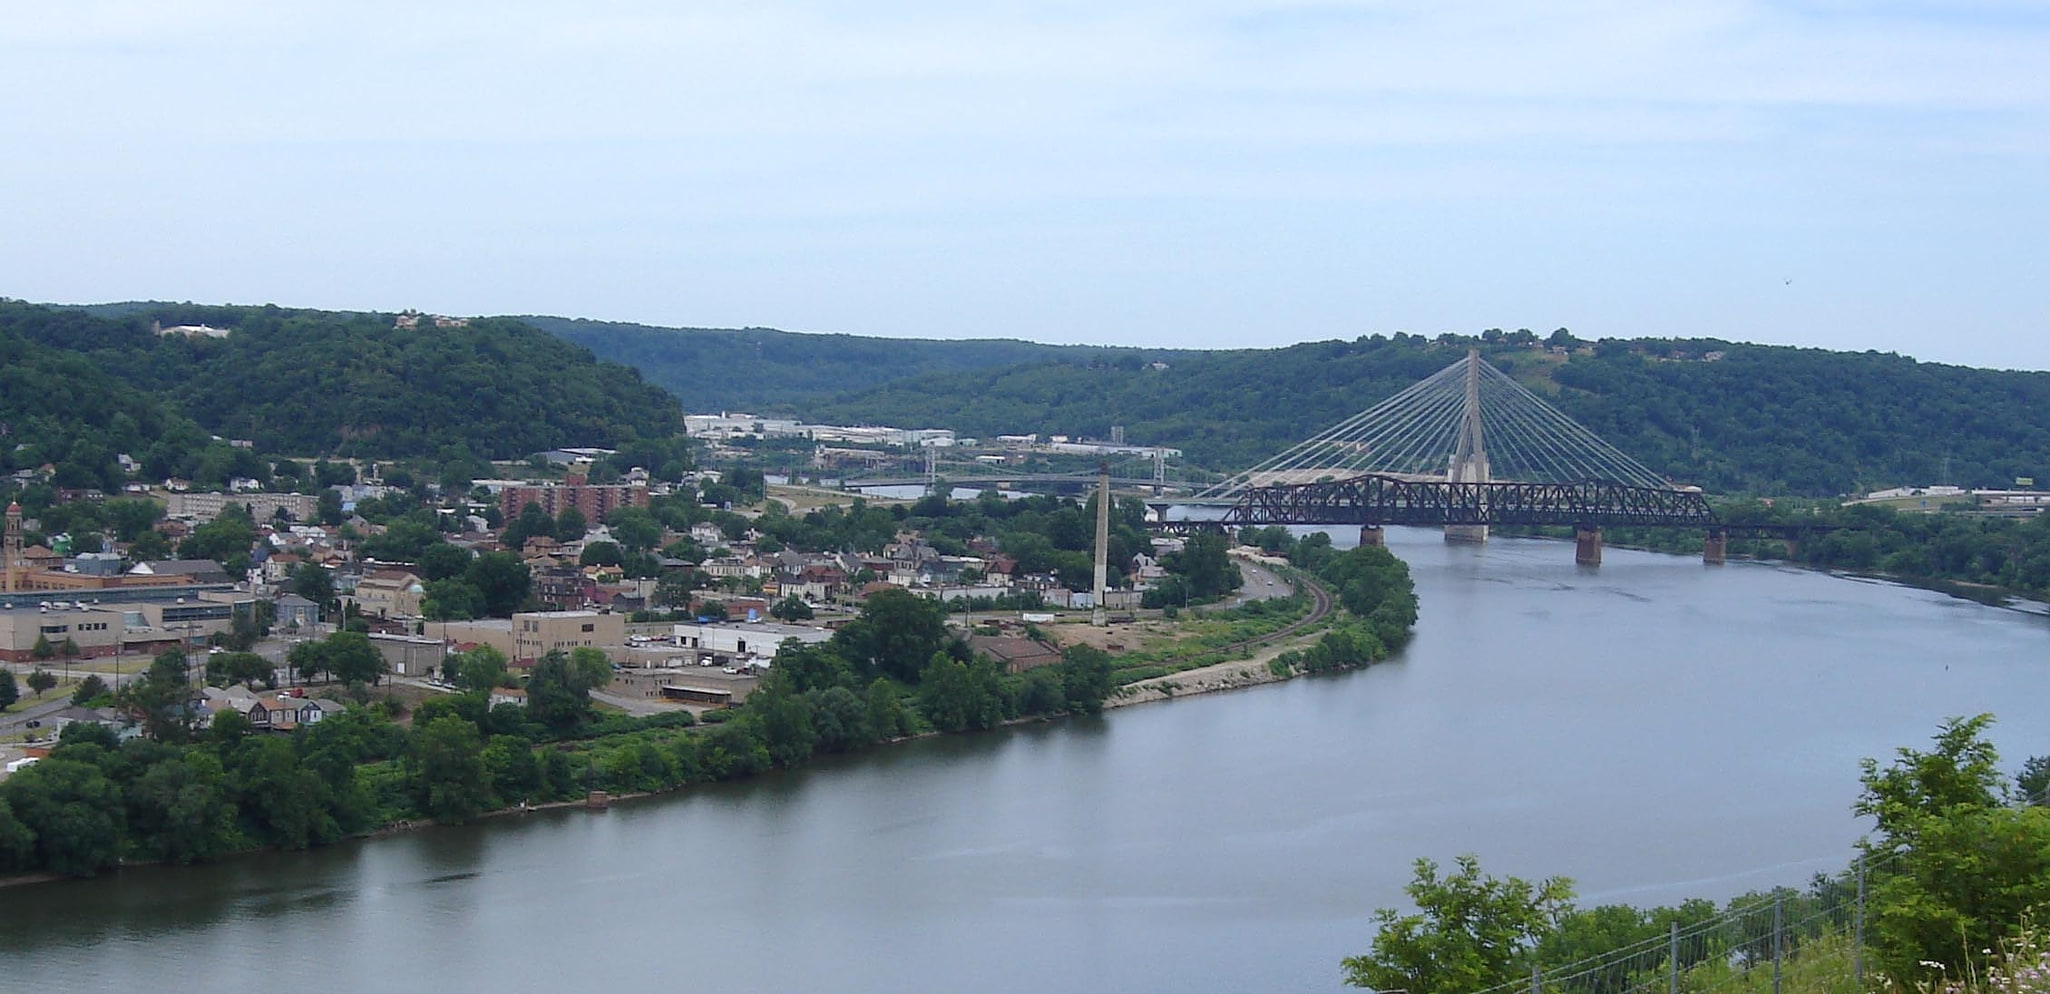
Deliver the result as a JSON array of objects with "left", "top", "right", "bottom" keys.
[
  {"left": 275, "top": 593, "right": 320, "bottom": 630},
  {"left": 350, "top": 570, "right": 425, "bottom": 619},
  {"left": 533, "top": 565, "right": 598, "bottom": 610},
  {"left": 985, "top": 556, "right": 1018, "bottom": 588},
  {"left": 242, "top": 694, "right": 343, "bottom": 732},
  {"left": 782, "top": 564, "right": 846, "bottom": 602},
  {"left": 262, "top": 552, "right": 306, "bottom": 585},
  {"left": 488, "top": 687, "right": 528, "bottom": 708}
]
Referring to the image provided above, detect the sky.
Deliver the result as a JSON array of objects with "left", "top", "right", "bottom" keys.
[{"left": 3, "top": 1, "right": 2047, "bottom": 369}]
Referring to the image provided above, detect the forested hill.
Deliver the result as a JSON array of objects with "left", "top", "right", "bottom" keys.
[
  {"left": 519, "top": 315, "right": 1188, "bottom": 413},
  {"left": 805, "top": 335, "right": 2050, "bottom": 497},
  {"left": 3, "top": 300, "right": 682, "bottom": 488}
]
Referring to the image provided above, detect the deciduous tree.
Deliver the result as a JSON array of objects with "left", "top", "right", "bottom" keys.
[{"left": 1343, "top": 855, "right": 1574, "bottom": 993}]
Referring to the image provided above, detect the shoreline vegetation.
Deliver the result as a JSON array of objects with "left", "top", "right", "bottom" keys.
[
  {"left": 1501, "top": 497, "right": 2050, "bottom": 606},
  {"left": 1341, "top": 716, "right": 2050, "bottom": 994},
  {"left": 0, "top": 540, "right": 1417, "bottom": 887}
]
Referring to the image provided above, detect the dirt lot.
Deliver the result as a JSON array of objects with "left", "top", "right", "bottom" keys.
[{"left": 1042, "top": 616, "right": 1179, "bottom": 654}]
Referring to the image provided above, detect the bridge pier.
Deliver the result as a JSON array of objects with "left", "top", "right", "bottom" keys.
[
  {"left": 1574, "top": 526, "right": 1603, "bottom": 567},
  {"left": 1359, "top": 525, "right": 1385, "bottom": 548},
  {"left": 1444, "top": 524, "right": 1488, "bottom": 544},
  {"left": 1703, "top": 528, "right": 1727, "bottom": 565}
]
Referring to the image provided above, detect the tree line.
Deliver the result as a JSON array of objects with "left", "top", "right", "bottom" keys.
[
  {"left": 1584, "top": 499, "right": 2050, "bottom": 601},
  {"left": 0, "top": 299, "right": 686, "bottom": 493}
]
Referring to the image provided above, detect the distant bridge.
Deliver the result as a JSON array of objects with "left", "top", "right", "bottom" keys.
[
  {"left": 1162, "top": 476, "right": 1717, "bottom": 531},
  {"left": 842, "top": 472, "right": 1179, "bottom": 491},
  {"left": 1147, "top": 350, "right": 1832, "bottom": 565}
]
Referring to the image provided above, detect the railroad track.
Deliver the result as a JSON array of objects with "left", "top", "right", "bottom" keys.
[{"left": 1203, "top": 568, "right": 1335, "bottom": 661}]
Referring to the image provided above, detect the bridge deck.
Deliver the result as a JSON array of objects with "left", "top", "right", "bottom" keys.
[{"left": 1157, "top": 475, "right": 1719, "bottom": 531}]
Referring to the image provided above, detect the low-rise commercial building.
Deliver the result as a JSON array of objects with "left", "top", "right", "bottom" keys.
[
  {"left": 667, "top": 620, "right": 831, "bottom": 666},
  {"left": 512, "top": 610, "right": 625, "bottom": 665}
]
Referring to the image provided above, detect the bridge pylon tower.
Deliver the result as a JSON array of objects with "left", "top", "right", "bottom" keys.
[{"left": 1445, "top": 348, "right": 1490, "bottom": 544}]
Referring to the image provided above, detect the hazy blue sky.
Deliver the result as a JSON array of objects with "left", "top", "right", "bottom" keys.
[{"left": 4, "top": 2, "right": 2045, "bottom": 368}]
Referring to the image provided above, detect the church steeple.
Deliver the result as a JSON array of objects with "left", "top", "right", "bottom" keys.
[{"left": 4, "top": 501, "right": 22, "bottom": 594}]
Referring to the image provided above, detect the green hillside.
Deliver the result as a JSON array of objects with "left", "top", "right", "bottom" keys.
[
  {"left": 805, "top": 335, "right": 2050, "bottom": 496},
  {"left": 520, "top": 315, "right": 1188, "bottom": 414},
  {"left": 3, "top": 300, "right": 683, "bottom": 488}
]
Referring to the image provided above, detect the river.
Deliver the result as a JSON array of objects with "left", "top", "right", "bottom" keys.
[{"left": 4, "top": 529, "right": 2046, "bottom": 993}]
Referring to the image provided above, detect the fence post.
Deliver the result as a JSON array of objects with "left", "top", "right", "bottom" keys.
[
  {"left": 1669, "top": 920, "right": 1680, "bottom": 994},
  {"left": 1772, "top": 893, "right": 1784, "bottom": 994},
  {"left": 1854, "top": 856, "right": 1867, "bottom": 993}
]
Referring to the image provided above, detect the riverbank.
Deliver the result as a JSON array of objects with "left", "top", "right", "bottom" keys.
[{"left": 1106, "top": 634, "right": 1320, "bottom": 708}]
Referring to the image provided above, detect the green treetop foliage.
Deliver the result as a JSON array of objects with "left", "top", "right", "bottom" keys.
[
  {"left": 1, "top": 300, "right": 685, "bottom": 488},
  {"left": 1855, "top": 714, "right": 2050, "bottom": 985},
  {"left": 1343, "top": 855, "right": 1576, "bottom": 993}
]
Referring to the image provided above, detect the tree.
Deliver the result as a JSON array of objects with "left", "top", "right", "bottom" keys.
[
  {"left": 227, "top": 735, "right": 338, "bottom": 849},
  {"left": 605, "top": 506, "right": 662, "bottom": 551},
  {"left": 292, "top": 562, "right": 335, "bottom": 611},
  {"left": 69, "top": 674, "right": 109, "bottom": 706},
  {"left": 127, "top": 751, "right": 241, "bottom": 864},
  {"left": 31, "top": 634, "right": 54, "bottom": 661},
  {"left": 2016, "top": 755, "right": 2049, "bottom": 807},
  {"left": 748, "top": 673, "right": 818, "bottom": 768},
  {"left": 808, "top": 686, "right": 873, "bottom": 753},
  {"left": 554, "top": 506, "right": 587, "bottom": 543},
  {"left": 866, "top": 678, "right": 912, "bottom": 740},
  {"left": 324, "top": 632, "right": 388, "bottom": 686},
  {"left": 833, "top": 588, "right": 953, "bottom": 683},
  {"left": 1058, "top": 645, "right": 1115, "bottom": 715},
  {"left": 0, "top": 670, "right": 17, "bottom": 710},
  {"left": 451, "top": 645, "right": 510, "bottom": 693},
  {"left": 917, "top": 653, "right": 1004, "bottom": 733},
  {"left": 288, "top": 639, "right": 330, "bottom": 683},
  {"left": 526, "top": 650, "right": 603, "bottom": 734},
  {"left": 417, "top": 541, "right": 474, "bottom": 582},
  {"left": 466, "top": 551, "right": 532, "bottom": 617},
  {"left": 0, "top": 797, "right": 35, "bottom": 874},
  {"left": 579, "top": 541, "right": 624, "bottom": 568},
  {"left": 1169, "top": 531, "right": 1242, "bottom": 600},
  {"left": 770, "top": 595, "right": 814, "bottom": 622},
  {"left": 1856, "top": 715, "right": 2050, "bottom": 985},
  {"left": 409, "top": 715, "right": 492, "bottom": 824},
  {"left": 26, "top": 668, "right": 56, "bottom": 698},
  {"left": 205, "top": 651, "right": 273, "bottom": 688},
  {"left": 1342, "top": 855, "right": 1574, "bottom": 993},
  {"left": 1, "top": 757, "right": 127, "bottom": 876},
  {"left": 422, "top": 578, "right": 485, "bottom": 621}
]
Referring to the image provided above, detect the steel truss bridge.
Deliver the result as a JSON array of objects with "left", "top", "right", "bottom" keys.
[
  {"left": 1142, "top": 350, "right": 1845, "bottom": 563},
  {"left": 1159, "top": 475, "right": 1718, "bottom": 532}
]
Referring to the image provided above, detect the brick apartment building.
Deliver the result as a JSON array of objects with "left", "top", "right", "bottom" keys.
[{"left": 498, "top": 475, "right": 649, "bottom": 524}]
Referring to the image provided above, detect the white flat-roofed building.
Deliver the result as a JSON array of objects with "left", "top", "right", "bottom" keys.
[{"left": 668, "top": 620, "right": 831, "bottom": 664}]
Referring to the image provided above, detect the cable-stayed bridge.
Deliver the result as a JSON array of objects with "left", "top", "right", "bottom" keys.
[{"left": 1156, "top": 350, "right": 1738, "bottom": 565}]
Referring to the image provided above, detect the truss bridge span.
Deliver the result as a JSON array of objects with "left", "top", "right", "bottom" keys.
[{"left": 1161, "top": 474, "right": 1718, "bottom": 533}]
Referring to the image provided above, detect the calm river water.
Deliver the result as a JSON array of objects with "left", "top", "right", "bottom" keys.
[{"left": 4, "top": 529, "right": 2047, "bottom": 993}]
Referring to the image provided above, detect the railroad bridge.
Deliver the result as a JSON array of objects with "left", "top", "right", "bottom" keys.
[{"left": 1151, "top": 350, "right": 1826, "bottom": 565}]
